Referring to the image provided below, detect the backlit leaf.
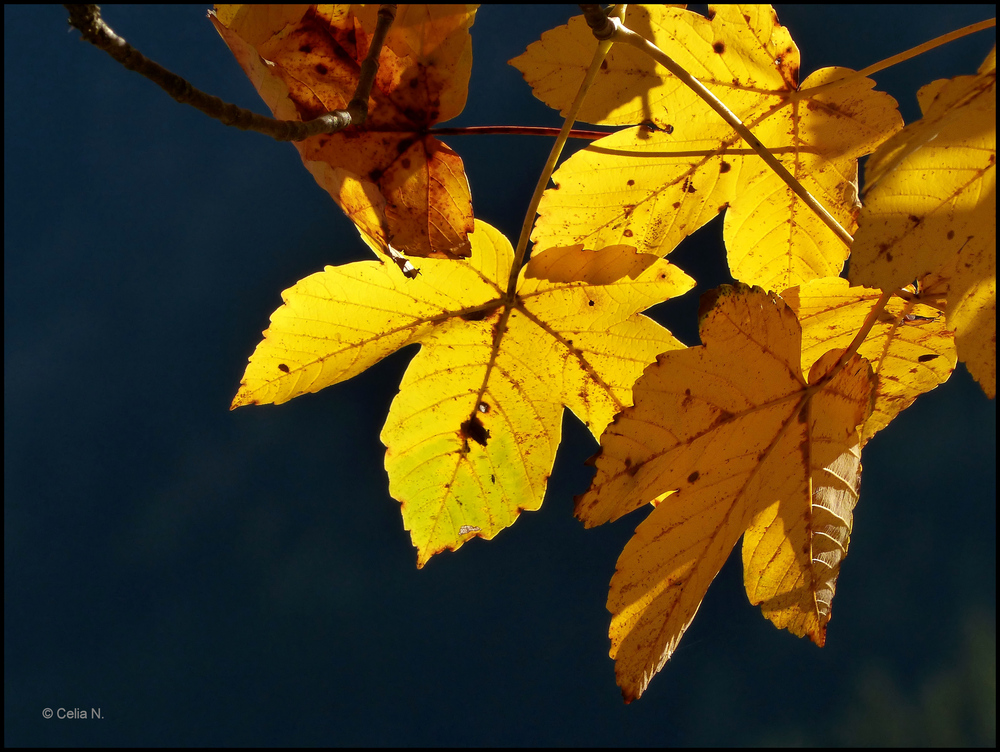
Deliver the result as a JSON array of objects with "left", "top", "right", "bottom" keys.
[
  {"left": 849, "top": 48, "right": 996, "bottom": 397},
  {"left": 743, "top": 433, "right": 860, "bottom": 645},
  {"left": 212, "top": 4, "right": 477, "bottom": 258},
  {"left": 233, "top": 222, "right": 694, "bottom": 566},
  {"left": 576, "top": 285, "right": 874, "bottom": 701},
  {"left": 510, "top": 5, "right": 690, "bottom": 127},
  {"left": 782, "top": 277, "right": 957, "bottom": 443},
  {"left": 529, "top": 5, "right": 902, "bottom": 290}
]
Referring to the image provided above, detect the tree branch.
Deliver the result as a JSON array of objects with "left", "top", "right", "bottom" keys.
[{"left": 64, "top": 4, "right": 397, "bottom": 142}]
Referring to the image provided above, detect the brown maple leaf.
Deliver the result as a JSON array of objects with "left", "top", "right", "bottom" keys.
[{"left": 212, "top": 4, "right": 477, "bottom": 258}]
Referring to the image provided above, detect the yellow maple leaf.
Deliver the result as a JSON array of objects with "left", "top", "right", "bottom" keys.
[
  {"left": 212, "top": 4, "right": 477, "bottom": 258},
  {"left": 849, "top": 47, "right": 996, "bottom": 398},
  {"left": 510, "top": 4, "right": 692, "bottom": 127},
  {"left": 782, "top": 276, "right": 957, "bottom": 443},
  {"left": 742, "top": 437, "right": 860, "bottom": 646},
  {"left": 525, "top": 5, "right": 902, "bottom": 291},
  {"left": 233, "top": 221, "right": 694, "bottom": 566},
  {"left": 575, "top": 284, "right": 875, "bottom": 701}
]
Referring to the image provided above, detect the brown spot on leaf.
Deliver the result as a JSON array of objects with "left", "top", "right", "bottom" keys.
[
  {"left": 460, "top": 416, "right": 490, "bottom": 447},
  {"left": 315, "top": 63, "right": 328, "bottom": 75},
  {"left": 299, "top": 44, "right": 312, "bottom": 54},
  {"left": 278, "top": 364, "right": 290, "bottom": 373},
  {"left": 401, "top": 157, "right": 411, "bottom": 169},
  {"left": 713, "top": 42, "right": 725, "bottom": 54},
  {"left": 623, "top": 229, "right": 634, "bottom": 238},
  {"left": 947, "top": 230, "right": 955, "bottom": 240},
  {"left": 627, "top": 179, "right": 635, "bottom": 187},
  {"left": 720, "top": 161, "right": 731, "bottom": 173},
  {"left": 687, "top": 471, "right": 700, "bottom": 483},
  {"left": 460, "top": 309, "right": 488, "bottom": 321},
  {"left": 588, "top": 299, "right": 595, "bottom": 306},
  {"left": 918, "top": 353, "right": 940, "bottom": 363}
]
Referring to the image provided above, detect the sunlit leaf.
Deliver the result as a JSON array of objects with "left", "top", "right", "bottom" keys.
[
  {"left": 743, "top": 436, "right": 860, "bottom": 645},
  {"left": 528, "top": 5, "right": 902, "bottom": 291},
  {"left": 234, "top": 222, "right": 694, "bottom": 566},
  {"left": 212, "top": 4, "right": 478, "bottom": 258},
  {"left": 576, "top": 284, "right": 874, "bottom": 701},
  {"left": 782, "top": 276, "right": 957, "bottom": 443},
  {"left": 849, "top": 48, "right": 996, "bottom": 397},
  {"left": 510, "top": 4, "right": 689, "bottom": 127}
]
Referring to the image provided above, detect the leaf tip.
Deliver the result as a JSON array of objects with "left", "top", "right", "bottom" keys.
[
  {"left": 230, "top": 390, "right": 250, "bottom": 410},
  {"left": 809, "top": 624, "right": 828, "bottom": 648}
]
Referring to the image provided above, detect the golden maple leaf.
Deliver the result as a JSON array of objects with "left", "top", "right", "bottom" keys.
[
  {"left": 212, "top": 4, "right": 478, "bottom": 258},
  {"left": 782, "top": 276, "right": 957, "bottom": 443},
  {"left": 232, "top": 221, "right": 694, "bottom": 566},
  {"left": 576, "top": 284, "right": 875, "bottom": 701},
  {"left": 517, "top": 4, "right": 903, "bottom": 291},
  {"left": 849, "top": 47, "right": 996, "bottom": 398}
]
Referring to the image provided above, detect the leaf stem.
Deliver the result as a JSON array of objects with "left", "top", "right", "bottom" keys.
[
  {"left": 838, "top": 289, "right": 893, "bottom": 368},
  {"left": 796, "top": 18, "right": 996, "bottom": 100},
  {"left": 429, "top": 125, "right": 611, "bottom": 140},
  {"left": 814, "top": 289, "right": 894, "bottom": 390},
  {"left": 64, "top": 4, "right": 397, "bottom": 141},
  {"left": 505, "top": 5, "right": 623, "bottom": 295},
  {"left": 612, "top": 17, "right": 853, "bottom": 249}
]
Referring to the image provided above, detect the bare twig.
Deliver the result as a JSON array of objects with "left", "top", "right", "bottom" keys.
[{"left": 64, "top": 4, "right": 397, "bottom": 142}]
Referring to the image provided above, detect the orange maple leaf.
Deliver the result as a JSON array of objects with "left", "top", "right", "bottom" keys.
[
  {"left": 576, "top": 284, "right": 875, "bottom": 701},
  {"left": 212, "top": 4, "right": 477, "bottom": 258}
]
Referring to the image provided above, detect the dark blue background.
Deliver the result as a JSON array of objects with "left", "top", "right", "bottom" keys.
[{"left": 5, "top": 5, "right": 995, "bottom": 745}]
